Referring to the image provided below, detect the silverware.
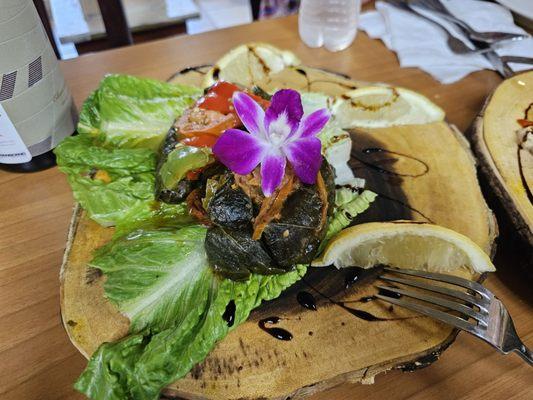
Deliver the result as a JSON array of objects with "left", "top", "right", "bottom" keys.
[
  {"left": 501, "top": 55, "right": 533, "bottom": 65},
  {"left": 385, "top": 0, "right": 492, "bottom": 55},
  {"left": 408, "top": 0, "right": 530, "bottom": 44},
  {"left": 444, "top": 35, "right": 495, "bottom": 56},
  {"left": 377, "top": 267, "right": 533, "bottom": 365},
  {"left": 401, "top": 0, "right": 514, "bottom": 77},
  {"left": 484, "top": 51, "right": 514, "bottom": 78}
]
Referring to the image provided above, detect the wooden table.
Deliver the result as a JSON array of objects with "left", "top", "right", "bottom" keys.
[{"left": 0, "top": 15, "right": 531, "bottom": 400}]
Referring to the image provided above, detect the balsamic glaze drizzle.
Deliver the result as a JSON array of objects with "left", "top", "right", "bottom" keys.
[
  {"left": 301, "top": 275, "right": 409, "bottom": 323},
  {"left": 517, "top": 141, "right": 533, "bottom": 204},
  {"left": 352, "top": 147, "right": 429, "bottom": 178},
  {"left": 222, "top": 300, "right": 236, "bottom": 327},
  {"left": 177, "top": 64, "right": 210, "bottom": 75},
  {"left": 258, "top": 317, "right": 293, "bottom": 341},
  {"left": 373, "top": 191, "right": 435, "bottom": 223},
  {"left": 294, "top": 67, "right": 358, "bottom": 92},
  {"left": 296, "top": 291, "right": 317, "bottom": 311}
]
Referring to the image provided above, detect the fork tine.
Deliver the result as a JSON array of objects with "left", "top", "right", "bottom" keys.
[
  {"left": 380, "top": 275, "right": 490, "bottom": 311},
  {"left": 383, "top": 267, "right": 492, "bottom": 299},
  {"left": 376, "top": 285, "right": 487, "bottom": 325},
  {"left": 375, "top": 294, "right": 478, "bottom": 333}
]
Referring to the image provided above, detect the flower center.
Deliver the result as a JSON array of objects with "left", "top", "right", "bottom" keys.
[{"left": 268, "top": 112, "right": 292, "bottom": 146}]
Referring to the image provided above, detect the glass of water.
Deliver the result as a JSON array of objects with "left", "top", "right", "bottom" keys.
[{"left": 298, "top": 0, "right": 362, "bottom": 52}]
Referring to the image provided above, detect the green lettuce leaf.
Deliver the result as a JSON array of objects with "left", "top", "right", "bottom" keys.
[
  {"left": 90, "top": 226, "right": 213, "bottom": 332},
  {"left": 321, "top": 189, "right": 377, "bottom": 248},
  {"left": 75, "top": 227, "right": 306, "bottom": 400},
  {"left": 55, "top": 135, "right": 160, "bottom": 226},
  {"left": 55, "top": 134, "right": 157, "bottom": 175},
  {"left": 64, "top": 173, "right": 156, "bottom": 227},
  {"left": 113, "top": 201, "right": 194, "bottom": 238},
  {"left": 55, "top": 135, "right": 193, "bottom": 228},
  {"left": 78, "top": 74, "right": 201, "bottom": 151}
]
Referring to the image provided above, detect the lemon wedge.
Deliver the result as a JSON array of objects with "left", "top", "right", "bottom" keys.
[
  {"left": 332, "top": 86, "right": 445, "bottom": 128},
  {"left": 313, "top": 221, "right": 495, "bottom": 274},
  {"left": 203, "top": 43, "right": 301, "bottom": 88}
]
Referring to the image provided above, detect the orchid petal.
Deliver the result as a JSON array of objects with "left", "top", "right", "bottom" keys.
[
  {"left": 293, "top": 108, "right": 330, "bottom": 140},
  {"left": 284, "top": 137, "right": 322, "bottom": 185},
  {"left": 260, "top": 150, "right": 286, "bottom": 197},
  {"left": 232, "top": 92, "right": 265, "bottom": 137},
  {"left": 264, "top": 89, "right": 303, "bottom": 136},
  {"left": 213, "top": 129, "right": 267, "bottom": 175}
]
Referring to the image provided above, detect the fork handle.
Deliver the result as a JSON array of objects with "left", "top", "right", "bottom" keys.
[{"left": 514, "top": 343, "right": 533, "bottom": 365}]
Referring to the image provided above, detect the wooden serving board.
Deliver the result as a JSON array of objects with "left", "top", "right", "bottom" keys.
[
  {"left": 472, "top": 70, "right": 533, "bottom": 248},
  {"left": 60, "top": 66, "right": 497, "bottom": 400}
]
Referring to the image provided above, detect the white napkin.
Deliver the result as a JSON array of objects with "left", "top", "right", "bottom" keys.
[{"left": 359, "top": 0, "right": 533, "bottom": 84}]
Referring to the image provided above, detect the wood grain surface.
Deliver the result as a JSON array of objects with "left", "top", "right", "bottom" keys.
[
  {"left": 1, "top": 14, "right": 532, "bottom": 400},
  {"left": 472, "top": 71, "right": 533, "bottom": 248},
  {"left": 60, "top": 114, "right": 496, "bottom": 399}
]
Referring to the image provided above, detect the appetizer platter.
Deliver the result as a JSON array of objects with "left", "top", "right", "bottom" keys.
[
  {"left": 473, "top": 70, "right": 533, "bottom": 248},
  {"left": 58, "top": 44, "right": 497, "bottom": 400}
]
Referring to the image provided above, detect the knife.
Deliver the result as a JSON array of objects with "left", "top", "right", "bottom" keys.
[
  {"left": 484, "top": 51, "right": 514, "bottom": 78},
  {"left": 399, "top": 0, "right": 515, "bottom": 79},
  {"left": 501, "top": 56, "right": 533, "bottom": 65}
]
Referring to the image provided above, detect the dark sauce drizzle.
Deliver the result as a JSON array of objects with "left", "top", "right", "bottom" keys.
[
  {"left": 524, "top": 102, "right": 533, "bottom": 120},
  {"left": 517, "top": 146, "right": 533, "bottom": 204},
  {"left": 296, "top": 291, "right": 317, "bottom": 311},
  {"left": 258, "top": 317, "right": 293, "bottom": 341},
  {"left": 517, "top": 104, "right": 533, "bottom": 204},
  {"left": 300, "top": 272, "right": 411, "bottom": 323},
  {"left": 344, "top": 288, "right": 402, "bottom": 304},
  {"left": 352, "top": 147, "right": 429, "bottom": 178},
  {"left": 177, "top": 64, "right": 210, "bottom": 75},
  {"left": 373, "top": 191, "right": 435, "bottom": 223},
  {"left": 294, "top": 67, "right": 358, "bottom": 92},
  {"left": 222, "top": 300, "right": 236, "bottom": 327}
]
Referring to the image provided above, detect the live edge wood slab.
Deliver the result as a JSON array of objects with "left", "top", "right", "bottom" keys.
[
  {"left": 472, "top": 70, "right": 533, "bottom": 249},
  {"left": 60, "top": 66, "right": 497, "bottom": 400}
]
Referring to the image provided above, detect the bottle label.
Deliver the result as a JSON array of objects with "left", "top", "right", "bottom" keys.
[{"left": 0, "top": 104, "right": 32, "bottom": 164}]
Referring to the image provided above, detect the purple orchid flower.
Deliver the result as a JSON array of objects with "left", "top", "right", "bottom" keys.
[{"left": 212, "top": 89, "right": 330, "bottom": 197}]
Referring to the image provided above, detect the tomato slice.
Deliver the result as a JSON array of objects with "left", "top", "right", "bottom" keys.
[
  {"left": 177, "top": 107, "right": 237, "bottom": 137},
  {"left": 178, "top": 81, "right": 272, "bottom": 149},
  {"left": 197, "top": 81, "right": 240, "bottom": 114},
  {"left": 197, "top": 81, "right": 271, "bottom": 115},
  {"left": 180, "top": 134, "right": 219, "bottom": 148}
]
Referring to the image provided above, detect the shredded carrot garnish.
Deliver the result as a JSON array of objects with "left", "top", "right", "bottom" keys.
[
  {"left": 517, "top": 119, "right": 533, "bottom": 128},
  {"left": 315, "top": 171, "right": 329, "bottom": 232},
  {"left": 252, "top": 169, "right": 298, "bottom": 240}
]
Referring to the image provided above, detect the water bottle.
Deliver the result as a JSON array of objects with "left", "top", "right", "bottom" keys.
[
  {"left": 0, "top": 0, "right": 77, "bottom": 172},
  {"left": 298, "top": 0, "right": 361, "bottom": 52}
]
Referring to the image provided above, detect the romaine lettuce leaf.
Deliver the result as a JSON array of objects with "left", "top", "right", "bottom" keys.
[
  {"left": 75, "top": 227, "right": 306, "bottom": 400},
  {"left": 90, "top": 226, "right": 213, "bottom": 332},
  {"left": 321, "top": 189, "right": 377, "bottom": 248},
  {"left": 78, "top": 74, "right": 201, "bottom": 151},
  {"left": 55, "top": 134, "right": 162, "bottom": 226},
  {"left": 113, "top": 201, "right": 194, "bottom": 238},
  {"left": 65, "top": 173, "right": 156, "bottom": 227},
  {"left": 55, "top": 134, "right": 157, "bottom": 175}
]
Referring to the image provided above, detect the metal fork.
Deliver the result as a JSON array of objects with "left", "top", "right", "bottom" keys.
[
  {"left": 408, "top": 0, "right": 530, "bottom": 44},
  {"left": 376, "top": 267, "right": 532, "bottom": 365},
  {"left": 386, "top": 0, "right": 493, "bottom": 56},
  {"left": 392, "top": 0, "right": 514, "bottom": 78}
]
